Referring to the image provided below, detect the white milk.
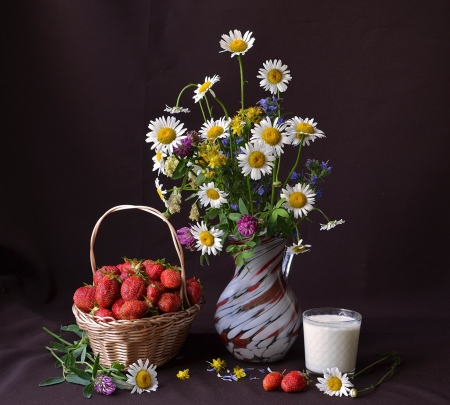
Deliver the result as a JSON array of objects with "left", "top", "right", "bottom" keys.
[{"left": 303, "top": 314, "right": 361, "bottom": 374}]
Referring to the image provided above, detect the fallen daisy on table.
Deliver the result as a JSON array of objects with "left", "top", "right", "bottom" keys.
[
  {"left": 177, "top": 369, "right": 190, "bottom": 380},
  {"left": 126, "top": 359, "right": 158, "bottom": 394},
  {"left": 316, "top": 367, "right": 354, "bottom": 397},
  {"left": 320, "top": 219, "right": 345, "bottom": 231}
]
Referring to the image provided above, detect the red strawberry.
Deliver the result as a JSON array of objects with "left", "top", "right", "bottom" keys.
[
  {"left": 186, "top": 277, "right": 199, "bottom": 286},
  {"left": 93, "top": 265, "right": 120, "bottom": 285},
  {"left": 262, "top": 371, "right": 283, "bottom": 391},
  {"left": 111, "top": 298, "right": 125, "bottom": 319},
  {"left": 146, "top": 283, "right": 163, "bottom": 305},
  {"left": 121, "top": 275, "right": 146, "bottom": 301},
  {"left": 160, "top": 269, "right": 181, "bottom": 289},
  {"left": 143, "top": 260, "right": 165, "bottom": 281},
  {"left": 93, "top": 308, "right": 116, "bottom": 322},
  {"left": 95, "top": 276, "right": 120, "bottom": 308},
  {"left": 281, "top": 370, "right": 310, "bottom": 393},
  {"left": 117, "top": 259, "right": 141, "bottom": 281},
  {"left": 73, "top": 285, "right": 96, "bottom": 312},
  {"left": 119, "top": 300, "right": 149, "bottom": 320},
  {"left": 186, "top": 281, "right": 203, "bottom": 305},
  {"left": 158, "top": 292, "right": 181, "bottom": 313}
]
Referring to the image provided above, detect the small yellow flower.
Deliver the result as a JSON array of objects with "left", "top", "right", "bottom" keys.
[
  {"left": 230, "top": 115, "right": 245, "bottom": 136},
  {"left": 177, "top": 369, "right": 190, "bottom": 380},
  {"left": 233, "top": 366, "right": 246, "bottom": 380},
  {"left": 244, "top": 106, "right": 263, "bottom": 124},
  {"left": 207, "top": 358, "right": 226, "bottom": 372}
]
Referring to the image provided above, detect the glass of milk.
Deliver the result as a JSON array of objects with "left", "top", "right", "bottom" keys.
[{"left": 303, "top": 307, "right": 362, "bottom": 376}]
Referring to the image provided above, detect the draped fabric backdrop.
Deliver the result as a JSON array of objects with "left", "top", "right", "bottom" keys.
[{"left": 1, "top": 1, "right": 449, "bottom": 404}]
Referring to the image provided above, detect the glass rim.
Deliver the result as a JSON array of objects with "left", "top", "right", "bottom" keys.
[{"left": 302, "top": 307, "right": 362, "bottom": 324}]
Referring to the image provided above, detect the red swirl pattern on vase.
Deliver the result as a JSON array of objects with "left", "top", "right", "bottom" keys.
[{"left": 214, "top": 238, "right": 301, "bottom": 362}]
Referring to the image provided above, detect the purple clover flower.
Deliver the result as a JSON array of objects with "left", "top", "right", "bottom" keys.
[
  {"left": 237, "top": 214, "right": 258, "bottom": 236},
  {"left": 173, "top": 137, "right": 194, "bottom": 158},
  {"left": 94, "top": 375, "right": 116, "bottom": 395},
  {"left": 177, "top": 227, "right": 196, "bottom": 251}
]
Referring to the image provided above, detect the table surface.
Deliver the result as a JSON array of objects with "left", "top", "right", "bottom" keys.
[{"left": 1, "top": 295, "right": 448, "bottom": 405}]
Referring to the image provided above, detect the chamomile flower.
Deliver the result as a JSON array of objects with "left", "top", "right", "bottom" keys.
[
  {"left": 198, "top": 182, "right": 228, "bottom": 209},
  {"left": 155, "top": 178, "right": 168, "bottom": 207},
  {"left": 257, "top": 59, "right": 292, "bottom": 94},
  {"left": 164, "top": 105, "right": 190, "bottom": 114},
  {"left": 316, "top": 367, "right": 354, "bottom": 397},
  {"left": 237, "top": 141, "right": 276, "bottom": 180},
  {"left": 146, "top": 116, "right": 187, "bottom": 154},
  {"left": 280, "top": 183, "right": 316, "bottom": 219},
  {"left": 190, "top": 221, "right": 224, "bottom": 256},
  {"left": 219, "top": 30, "right": 255, "bottom": 57},
  {"left": 152, "top": 151, "right": 166, "bottom": 175},
  {"left": 286, "top": 117, "right": 325, "bottom": 146},
  {"left": 193, "top": 75, "right": 220, "bottom": 103},
  {"left": 250, "top": 117, "right": 290, "bottom": 156},
  {"left": 126, "top": 359, "right": 158, "bottom": 394},
  {"left": 199, "top": 117, "right": 231, "bottom": 142},
  {"left": 287, "top": 239, "right": 311, "bottom": 254},
  {"left": 320, "top": 219, "right": 345, "bottom": 231}
]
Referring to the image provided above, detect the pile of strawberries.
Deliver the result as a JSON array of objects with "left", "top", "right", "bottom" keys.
[
  {"left": 262, "top": 370, "right": 310, "bottom": 393},
  {"left": 73, "top": 258, "right": 203, "bottom": 321}
]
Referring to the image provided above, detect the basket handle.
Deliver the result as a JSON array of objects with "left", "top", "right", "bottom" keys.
[{"left": 89, "top": 204, "right": 190, "bottom": 307}]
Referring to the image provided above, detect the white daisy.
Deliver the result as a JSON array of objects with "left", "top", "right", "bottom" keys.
[
  {"left": 320, "top": 219, "right": 345, "bottom": 231},
  {"left": 237, "top": 141, "right": 276, "bottom": 180},
  {"left": 286, "top": 117, "right": 325, "bottom": 146},
  {"left": 219, "top": 30, "right": 255, "bottom": 57},
  {"left": 250, "top": 117, "right": 290, "bottom": 156},
  {"left": 164, "top": 105, "right": 190, "bottom": 114},
  {"left": 198, "top": 182, "right": 228, "bottom": 209},
  {"left": 257, "top": 59, "right": 292, "bottom": 94},
  {"left": 287, "top": 239, "right": 311, "bottom": 254},
  {"left": 126, "top": 359, "right": 158, "bottom": 394},
  {"left": 199, "top": 117, "right": 231, "bottom": 142},
  {"left": 152, "top": 151, "right": 166, "bottom": 175},
  {"left": 190, "top": 221, "right": 224, "bottom": 255},
  {"left": 146, "top": 116, "right": 187, "bottom": 154},
  {"left": 193, "top": 75, "right": 220, "bottom": 103},
  {"left": 155, "top": 178, "right": 168, "bottom": 207},
  {"left": 280, "top": 183, "right": 316, "bottom": 219},
  {"left": 316, "top": 367, "right": 354, "bottom": 397}
]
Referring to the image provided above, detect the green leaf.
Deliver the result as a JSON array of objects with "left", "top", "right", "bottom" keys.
[
  {"left": 111, "top": 377, "right": 132, "bottom": 390},
  {"left": 61, "top": 325, "right": 83, "bottom": 338},
  {"left": 228, "top": 213, "right": 242, "bottom": 222},
  {"left": 196, "top": 172, "right": 207, "bottom": 186},
  {"left": 275, "top": 198, "right": 286, "bottom": 209},
  {"left": 66, "top": 374, "right": 91, "bottom": 386},
  {"left": 92, "top": 354, "right": 100, "bottom": 379},
  {"left": 185, "top": 192, "right": 198, "bottom": 201},
  {"left": 238, "top": 198, "right": 248, "bottom": 214},
  {"left": 69, "top": 366, "right": 92, "bottom": 382},
  {"left": 110, "top": 362, "right": 125, "bottom": 372},
  {"left": 81, "top": 345, "right": 87, "bottom": 363},
  {"left": 277, "top": 216, "right": 293, "bottom": 238},
  {"left": 50, "top": 342, "right": 68, "bottom": 353},
  {"left": 39, "top": 377, "right": 65, "bottom": 387},
  {"left": 83, "top": 383, "right": 94, "bottom": 399},
  {"left": 274, "top": 208, "right": 289, "bottom": 218},
  {"left": 64, "top": 353, "right": 76, "bottom": 368},
  {"left": 171, "top": 159, "right": 187, "bottom": 179},
  {"left": 72, "top": 345, "right": 85, "bottom": 360},
  {"left": 205, "top": 208, "right": 219, "bottom": 220}
]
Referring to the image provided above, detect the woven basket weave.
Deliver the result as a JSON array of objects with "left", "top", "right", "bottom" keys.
[{"left": 72, "top": 204, "right": 203, "bottom": 368}]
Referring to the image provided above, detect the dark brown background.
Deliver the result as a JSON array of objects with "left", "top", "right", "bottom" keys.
[{"left": 1, "top": 1, "right": 449, "bottom": 404}]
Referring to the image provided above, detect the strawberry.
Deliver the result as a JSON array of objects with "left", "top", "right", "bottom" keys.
[
  {"left": 93, "top": 308, "right": 116, "bottom": 322},
  {"left": 262, "top": 371, "right": 283, "bottom": 391},
  {"left": 111, "top": 297, "right": 125, "bottom": 319},
  {"left": 73, "top": 285, "right": 96, "bottom": 312},
  {"left": 186, "top": 281, "right": 203, "bottom": 305},
  {"left": 119, "top": 299, "right": 149, "bottom": 320},
  {"left": 143, "top": 260, "right": 165, "bottom": 281},
  {"left": 160, "top": 268, "right": 181, "bottom": 289},
  {"left": 121, "top": 275, "right": 146, "bottom": 301},
  {"left": 146, "top": 282, "right": 163, "bottom": 306},
  {"left": 95, "top": 276, "right": 120, "bottom": 308},
  {"left": 281, "top": 370, "right": 310, "bottom": 393},
  {"left": 117, "top": 258, "right": 141, "bottom": 281},
  {"left": 93, "top": 265, "right": 120, "bottom": 285},
  {"left": 158, "top": 292, "right": 181, "bottom": 313}
]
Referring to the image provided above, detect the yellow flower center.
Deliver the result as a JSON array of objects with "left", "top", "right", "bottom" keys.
[
  {"left": 157, "top": 127, "right": 176, "bottom": 144},
  {"left": 135, "top": 370, "right": 152, "bottom": 389},
  {"left": 289, "top": 191, "right": 307, "bottom": 208},
  {"left": 199, "top": 81, "right": 211, "bottom": 94},
  {"left": 295, "top": 122, "right": 314, "bottom": 138},
  {"left": 157, "top": 188, "right": 164, "bottom": 200},
  {"left": 156, "top": 151, "right": 163, "bottom": 162},
  {"left": 199, "top": 231, "right": 215, "bottom": 246},
  {"left": 207, "top": 125, "right": 224, "bottom": 141},
  {"left": 292, "top": 245, "right": 306, "bottom": 253},
  {"left": 327, "top": 376, "right": 342, "bottom": 392},
  {"left": 267, "top": 69, "right": 283, "bottom": 84},
  {"left": 248, "top": 151, "right": 266, "bottom": 168},
  {"left": 229, "top": 39, "right": 247, "bottom": 53},
  {"left": 206, "top": 188, "right": 220, "bottom": 200},
  {"left": 261, "top": 128, "right": 281, "bottom": 146}
]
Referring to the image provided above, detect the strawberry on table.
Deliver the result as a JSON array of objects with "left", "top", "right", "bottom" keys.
[
  {"left": 262, "top": 371, "right": 284, "bottom": 391},
  {"left": 73, "top": 285, "right": 96, "bottom": 312},
  {"left": 281, "top": 370, "right": 310, "bottom": 393},
  {"left": 158, "top": 292, "right": 181, "bottom": 313},
  {"left": 186, "top": 281, "right": 203, "bottom": 305}
]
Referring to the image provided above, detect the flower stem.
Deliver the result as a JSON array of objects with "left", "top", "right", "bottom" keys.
[
  {"left": 176, "top": 83, "right": 197, "bottom": 107},
  {"left": 204, "top": 94, "right": 213, "bottom": 119},
  {"left": 313, "top": 207, "right": 330, "bottom": 223},
  {"left": 214, "top": 96, "right": 229, "bottom": 119},
  {"left": 238, "top": 55, "right": 245, "bottom": 109},
  {"left": 283, "top": 134, "right": 305, "bottom": 188},
  {"left": 198, "top": 99, "right": 207, "bottom": 122}
]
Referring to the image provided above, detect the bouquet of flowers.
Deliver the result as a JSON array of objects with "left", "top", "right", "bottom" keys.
[{"left": 146, "top": 29, "right": 344, "bottom": 265}]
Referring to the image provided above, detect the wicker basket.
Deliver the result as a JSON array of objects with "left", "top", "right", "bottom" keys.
[{"left": 72, "top": 204, "right": 204, "bottom": 368}]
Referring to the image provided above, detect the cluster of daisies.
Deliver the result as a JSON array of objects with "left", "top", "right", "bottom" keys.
[{"left": 146, "top": 29, "right": 344, "bottom": 261}]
